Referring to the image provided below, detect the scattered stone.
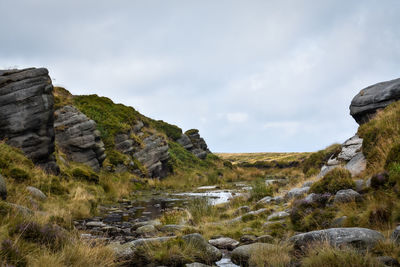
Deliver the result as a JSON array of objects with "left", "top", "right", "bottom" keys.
[
  {"left": 208, "top": 237, "right": 239, "bottom": 250},
  {"left": 350, "top": 77, "right": 400, "bottom": 124},
  {"left": 256, "top": 235, "right": 274, "bottom": 243},
  {"left": 334, "top": 189, "right": 361, "bottom": 204},
  {"left": 239, "top": 234, "right": 257, "bottom": 245},
  {"left": 182, "top": 233, "right": 222, "bottom": 263},
  {"left": 290, "top": 227, "right": 384, "bottom": 252},
  {"left": 108, "top": 241, "right": 134, "bottom": 259},
  {"left": 136, "top": 225, "right": 157, "bottom": 236},
  {"left": 0, "top": 174, "right": 7, "bottom": 200},
  {"left": 86, "top": 221, "right": 107, "bottom": 228},
  {"left": 231, "top": 243, "right": 275, "bottom": 266},
  {"left": 26, "top": 186, "right": 47, "bottom": 201},
  {"left": 0, "top": 68, "right": 59, "bottom": 173},
  {"left": 267, "top": 211, "right": 289, "bottom": 221},
  {"left": 285, "top": 187, "right": 310, "bottom": 200}
]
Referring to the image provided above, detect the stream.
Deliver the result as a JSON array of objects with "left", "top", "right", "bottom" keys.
[{"left": 75, "top": 185, "right": 248, "bottom": 266}]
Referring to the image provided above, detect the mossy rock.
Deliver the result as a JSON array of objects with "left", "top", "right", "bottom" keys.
[
  {"left": 71, "top": 167, "right": 99, "bottom": 183},
  {"left": 310, "top": 168, "right": 355, "bottom": 194}
]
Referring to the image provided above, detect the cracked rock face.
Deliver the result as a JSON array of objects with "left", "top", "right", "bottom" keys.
[
  {"left": 350, "top": 78, "right": 400, "bottom": 124},
  {"left": 179, "top": 129, "right": 211, "bottom": 159},
  {"left": 54, "top": 105, "right": 106, "bottom": 171},
  {"left": 133, "top": 135, "right": 170, "bottom": 178},
  {"left": 0, "top": 68, "right": 59, "bottom": 173},
  {"left": 318, "top": 134, "right": 366, "bottom": 178}
]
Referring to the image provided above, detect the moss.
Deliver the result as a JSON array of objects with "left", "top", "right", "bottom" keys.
[
  {"left": 302, "top": 144, "right": 341, "bottom": 176},
  {"left": 39, "top": 178, "right": 69, "bottom": 195},
  {"left": 71, "top": 167, "right": 99, "bottom": 183},
  {"left": 73, "top": 94, "right": 140, "bottom": 148},
  {"left": 385, "top": 143, "right": 400, "bottom": 170},
  {"left": 185, "top": 129, "right": 199, "bottom": 136},
  {"left": 7, "top": 167, "right": 30, "bottom": 182},
  {"left": 53, "top": 87, "right": 73, "bottom": 109},
  {"left": 152, "top": 120, "right": 182, "bottom": 141},
  {"left": 310, "top": 168, "right": 355, "bottom": 194},
  {"left": 106, "top": 150, "right": 127, "bottom": 166}
]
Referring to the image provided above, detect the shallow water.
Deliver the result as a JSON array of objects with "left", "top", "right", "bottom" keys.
[{"left": 173, "top": 190, "right": 241, "bottom": 205}]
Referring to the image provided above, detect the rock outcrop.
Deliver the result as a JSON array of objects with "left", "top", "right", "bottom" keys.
[
  {"left": 0, "top": 68, "right": 58, "bottom": 173},
  {"left": 114, "top": 121, "right": 171, "bottom": 178},
  {"left": 54, "top": 105, "right": 106, "bottom": 171},
  {"left": 318, "top": 134, "right": 366, "bottom": 177},
  {"left": 178, "top": 129, "right": 210, "bottom": 159},
  {"left": 133, "top": 135, "right": 170, "bottom": 178},
  {"left": 350, "top": 78, "right": 400, "bottom": 124}
]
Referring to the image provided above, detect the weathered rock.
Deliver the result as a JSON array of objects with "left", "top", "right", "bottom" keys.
[
  {"left": 0, "top": 68, "right": 58, "bottom": 173},
  {"left": 239, "top": 234, "right": 258, "bottom": 245},
  {"left": 54, "top": 106, "right": 106, "bottom": 171},
  {"left": 285, "top": 187, "right": 310, "bottom": 200},
  {"left": 158, "top": 224, "right": 186, "bottom": 233},
  {"left": 233, "top": 206, "right": 251, "bottom": 216},
  {"left": 289, "top": 227, "right": 384, "bottom": 252},
  {"left": 177, "top": 134, "right": 194, "bottom": 150},
  {"left": 0, "top": 174, "right": 7, "bottom": 200},
  {"left": 331, "top": 216, "right": 348, "bottom": 228},
  {"left": 26, "top": 186, "right": 47, "bottom": 200},
  {"left": 350, "top": 78, "right": 400, "bottom": 124},
  {"left": 208, "top": 237, "right": 239, "bottom": 250},
  {"left": 182, "top": 233, "right": 222, "bottom": 263},
  {"left": 345, "top": 152, "right": 366, "bottom": 176},
  {"left": 86, "top": 221, "right": 107, "bottom": 228},
  {"left": 133, "top": 135, "right": 170, "bottom": 178},
  {"left": 184, "top": 129, "right": 211, "bottom": 159},
  {"left": 334, "top": 189, "right": 361, "bottom": 204},
  {"left": 267, "top": 211, "right": 289, "bottom": 221},
  {"left": 302, "top": 181, "right": 314, "bottom": 188},
  {"left": 318, "top": 135, "right": 366, "bottom": 178},
  {"left": 136, "top": 224, "right": 157, "bottom": 236},
  {"left": 231, "top": 243, "right": 275, "bottom": 266}
]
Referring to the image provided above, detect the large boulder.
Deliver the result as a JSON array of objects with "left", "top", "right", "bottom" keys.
[
  {"left": 289, "top": 227, "right": 384, "bottom": 252},
  {"left": 350, "top": 78, "right": 400, "bottom": 124},
  {"left": 54, "top": 106, "right": 106, "bottom": 171},
  {"left": 0, "top": 68, "right": 58, "bottom": 173},
  {"left": 208, "top": 237, "right": 239, "bottom": 250},
  {"left": 0, "top": 174, "right": 7, "bottom": 200},
  {"left": 182, "top": 233, "right": 222, "bottom": 263}
]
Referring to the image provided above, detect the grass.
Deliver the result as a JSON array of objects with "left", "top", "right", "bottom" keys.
[
  {"left": 248, "top": 242, "right": 292, "bottom": 267},
  {"left": 309, "top": 168, "right": 355, "bottom": 194}
]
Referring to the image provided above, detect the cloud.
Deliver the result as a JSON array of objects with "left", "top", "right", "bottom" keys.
[{"left": 0, "top": 0, "right": 400, "bottom": 152}]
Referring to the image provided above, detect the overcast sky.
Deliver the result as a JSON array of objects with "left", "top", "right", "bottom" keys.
[{"left": 1, "top": 1, "right": 399, "bottom": 152}]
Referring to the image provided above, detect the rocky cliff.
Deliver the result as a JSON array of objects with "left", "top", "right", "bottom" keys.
[
  {"left": 0, "top": 68, "right": 58, "bottom": 173},
  {"left": 178, "top": 129, "right": 211, "bottom": 159},
  {"left": 54, "top": 105, "right": 106, "bottom": 171}
]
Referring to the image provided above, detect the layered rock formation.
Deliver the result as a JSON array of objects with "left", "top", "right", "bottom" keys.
[
  {"left": 350, "top": 77, "right": 400, "bottom": 124},
  {"left": 318, "top": 134, "right": 366, "bottom": 177},
  {"left": 0, "top": 68, "right": 58, "bottom": 173},
  {"left": 133, "top": 135, "right": 170, "bottom": 178},
  {"left": 114, "top": 121, "right": 170, "bottom": 178},
  {"left": 178, "top": 129, "right": 210, "bottom": 159},
  {"left": 54, "top": 106, "right": 106, "bottom": 171}
]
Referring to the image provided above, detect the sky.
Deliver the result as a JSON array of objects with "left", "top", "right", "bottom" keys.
[{"left": 1, "top": 0, "right": 400, "bottom": 152}]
